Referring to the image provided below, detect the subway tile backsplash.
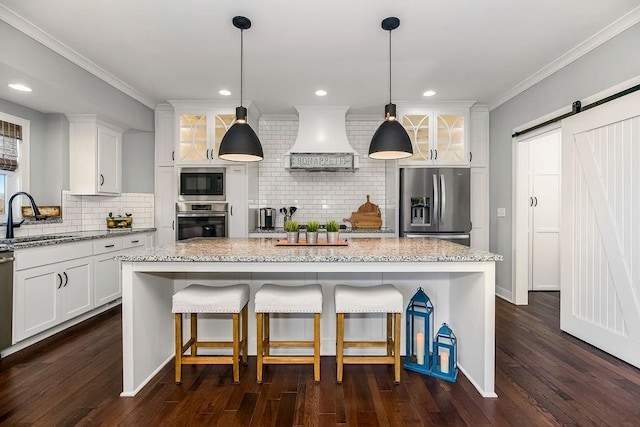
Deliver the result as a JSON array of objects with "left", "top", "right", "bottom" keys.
[
  {"left": 258, "top": 119, "right": 389, "bottom": 228},
  {"left": 1, "top": 191, "right": 154, "bottom": 238}
]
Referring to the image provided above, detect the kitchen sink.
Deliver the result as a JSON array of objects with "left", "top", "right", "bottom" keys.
[{"left": 0, "top": 234, "right": 77, "bottom": 245}]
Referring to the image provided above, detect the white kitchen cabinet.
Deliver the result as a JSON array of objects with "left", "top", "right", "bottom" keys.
[
  {"left": 155, "top": 166, "right": 176, "bottom": 246},
  {"left": 155, "top": 104, "right": 175, "bottom": 166},
  {"left": 226, "top": 164, "right": 247, "bottom": 237},
  {"left": 175, "top": 111, "right": 235, "bottom": 165},
  {"left": 470, "top": 168, "right": 489, "bottom": 250},
  {"left": 93, "top": 237, "right": 124, "bottom": 307},
  {"left": 68, "top": 114, "right": 123, "bottom": 195},
  {"left": 93, "top": 234, "right": 147, "bottom": 307},
  {"left": 470, "top": 106, "right": 489, "bottom": 167},
  {"left": 398, "top": 106, "right": 472, "bottom": 167},
  {"left": 14, "top": 252, "right": 93, "bottom": 342}
]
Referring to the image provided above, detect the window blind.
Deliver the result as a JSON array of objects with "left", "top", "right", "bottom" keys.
[{"left": 0, "top": 120, "right": 20, "bottom": 171}]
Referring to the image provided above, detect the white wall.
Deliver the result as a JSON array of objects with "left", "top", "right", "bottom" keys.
[
  {"left": 257, "top": 118, "right": 390, "bottom": 228},
  {"left": 489, "top": 23, "right": 640, "bottom": 298}
]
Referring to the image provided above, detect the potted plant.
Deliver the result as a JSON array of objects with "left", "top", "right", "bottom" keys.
[
  {"left": 326, "top": 220, "right": 340, "bottom": 244},
  {"left": 284, "top": 220, "right": 299, "bottom": 243},
  {"left": 306, "top": 220, "right": 319, "bottom": 244}
]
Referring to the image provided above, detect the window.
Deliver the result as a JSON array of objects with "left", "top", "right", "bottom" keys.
[{"left": 0, "top": 112, "right": 30, "bottom": 222}]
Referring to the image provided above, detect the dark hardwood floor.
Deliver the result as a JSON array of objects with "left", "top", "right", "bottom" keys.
[{"left": 1, "top": 292, "right": 639, "bottom": 426}]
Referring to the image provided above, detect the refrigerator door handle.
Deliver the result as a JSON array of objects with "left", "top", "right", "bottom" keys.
[
  {"left": 432, "top": 174, "right": 439, "bottom": 225},
  {"left": 440, "top": 173, "right": 446, "bottom": 226}
]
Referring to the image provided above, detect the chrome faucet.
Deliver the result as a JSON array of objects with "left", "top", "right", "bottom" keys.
[{"left": 6, "top": 192, "right": 41, "bottom": 239}]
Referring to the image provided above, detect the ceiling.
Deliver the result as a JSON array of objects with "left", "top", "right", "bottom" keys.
[{"left": 0, "top": 0, "right": 639, "bottom": 117}]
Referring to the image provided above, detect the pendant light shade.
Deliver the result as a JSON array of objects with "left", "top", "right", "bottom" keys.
[
  {"left": 368, "top": 17, "right": 413, "bottom": 160},
  {"left": 219, "top": 16, "right": 264, "bottom": 162}
]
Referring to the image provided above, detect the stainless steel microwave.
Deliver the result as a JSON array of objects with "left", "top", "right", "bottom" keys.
[{"left": 178, "top": 167, "right": 225, "bottom": 201}]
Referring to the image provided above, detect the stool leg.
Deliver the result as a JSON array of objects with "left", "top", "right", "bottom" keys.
[
  {"left": 336, "top": 313, "right": 344, "bottom": 383},
  {"left": 386, "top": 313, "right": 393, "bottom": 357},
  {"left": 191, "top": 313, "right": 198, "bottom": 356},
  {"left": 314, "top": 313, "right": 321, "bottom": 382},
  {"left": 241, "top": 304, "right": 248, "bottom": 365},
  {"left": 394, "top": 313, "right": 401, "bottom": 384},
  {"left": 232, "top": 313, "right": 240, "bottom": 383},
  {"left": 256, "top": 312, "right": 263, "bottom": 383},
  {"left": 264, "top": 313, "right": 270, "bottom": 357},
  {"left": 174, "top": 313, "right": 183, "bottom": 384}
]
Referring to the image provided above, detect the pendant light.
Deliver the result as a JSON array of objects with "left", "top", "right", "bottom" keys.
[
  {"left": 368, "top": 17, "right": 413, "bottom": 160},
  {"left": 219, "top": 16, "right": 264, "bottom": 162}
]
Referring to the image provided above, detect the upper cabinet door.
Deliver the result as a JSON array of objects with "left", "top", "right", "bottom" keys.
[
  {"left": 155, "top": 104, "right": 175, "bottom": 166},
  {"left": 178, "top": 113, "right": 208, "bottom": 163},
  {"left": 402, "top": 113, "right": 433, "bottom": 163},
  {"left": 68, "top": 114, "right": 123, "bottom": 195},
  {"left": 398, "top": 105, "right": 471, "bottom": 167},
  {"left": 97, "top": 125, "right": 121, "bottom": 194},
  {"left": 434, "top": 113, "right": 467, "bottom": 164},
  {"left": 176, "top": 112, "right": 235, "bottom": 165}
]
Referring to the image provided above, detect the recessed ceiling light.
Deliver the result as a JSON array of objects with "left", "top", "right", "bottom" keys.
[
  {"left": 315, "top": 90, "right": 327, "bottom": 97},
  {"left": 8, "top": 83, "right": 32, "bottom": 92},
  {"left": 422, "top": 90, "right": 436, "bottom": 97},
  {"left": 219, "top": 89, "right": 231, "bottom": 96}
]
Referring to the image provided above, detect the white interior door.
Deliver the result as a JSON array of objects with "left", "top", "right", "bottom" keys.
[
  {"left": 561, "top": 90, "right": 640, "bottom": 369},
  {"left": 514, "top": 128, "right": 561, "bottom": 302},
  {"left": 530, "top": 131, "right": 561, "bottom": 291}
]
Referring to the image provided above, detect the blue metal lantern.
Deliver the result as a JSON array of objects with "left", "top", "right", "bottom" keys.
[
  {"left": 404, "top": 287, "right": 434, "bottom": 375},
  {"left": 431, "top": 323, "right": 458, "bottom": 382}
]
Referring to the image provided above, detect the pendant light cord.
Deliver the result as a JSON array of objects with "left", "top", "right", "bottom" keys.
[
  {"left": 388, "top": 29, "right": 392, "bottom": 105},
  {"left": 240, "top": 28, "right": 244, "bottom": 108}
]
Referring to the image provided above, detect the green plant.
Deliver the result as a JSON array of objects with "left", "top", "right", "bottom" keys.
[
  {"left": 284, "top": 220, "right": 299, "bottom": 232},
  {"left": 306, "top": 220, "right": 319, "bottom": 232},
  {"left": 326, "top": 220, "right": 340, "bottom": 232}
]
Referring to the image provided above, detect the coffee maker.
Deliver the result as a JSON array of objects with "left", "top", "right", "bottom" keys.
[{"left": 259, "top": 207, "right": 275, "bottom": 229}]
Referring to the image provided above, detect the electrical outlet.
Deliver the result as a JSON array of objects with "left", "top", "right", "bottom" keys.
[{"left": 497, "top": 208, "right": 506, "bottom": 218}]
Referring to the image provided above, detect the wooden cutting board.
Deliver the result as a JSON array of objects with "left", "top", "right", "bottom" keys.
[{"left": 343, "top": 195, "right": 382, "bottom": 229}]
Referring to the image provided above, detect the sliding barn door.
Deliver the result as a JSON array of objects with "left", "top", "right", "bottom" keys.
[{"left": 561, "top": 90, "right": 640, "bottom": 368}]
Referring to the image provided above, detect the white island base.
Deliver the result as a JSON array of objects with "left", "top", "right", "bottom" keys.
[{"left": 118, "top": 238, "right": 500, "bottom": 398}]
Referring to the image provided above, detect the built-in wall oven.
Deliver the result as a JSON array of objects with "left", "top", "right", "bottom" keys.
[
  {"left": 178, "top": 167, "right": 225, "bottom": 201},
  {"left": 176, "top": 202, "right": 228, "bottom": 240}
]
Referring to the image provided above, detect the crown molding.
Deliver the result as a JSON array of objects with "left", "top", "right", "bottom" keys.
[
  {"left": 489, "top": 6, "right": 640, "bottom": 111},
  {"left": 0, "top": 4, "right": 156, "bottom": 109}
]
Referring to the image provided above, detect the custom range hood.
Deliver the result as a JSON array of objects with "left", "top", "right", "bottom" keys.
[{"left": 284, "top": 106, "right": 360, "bottom": 171}]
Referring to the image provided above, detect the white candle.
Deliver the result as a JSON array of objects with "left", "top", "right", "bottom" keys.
[
  {"left": 416, "top": 332, "right": 425, "bottom": 365},
  {"left": 440, "top": 349, "right": 450, "bottom": 374}
]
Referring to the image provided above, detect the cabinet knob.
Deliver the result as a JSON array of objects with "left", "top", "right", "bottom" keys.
[
  {"left": 100, "top": 174, "right": 105, "bottom": 186},
  {"left": 57, "top": 273, "right": 63, "bottom": 289},
  {"left": 63, "top": 272, "right": 69, "bottom": 287}
]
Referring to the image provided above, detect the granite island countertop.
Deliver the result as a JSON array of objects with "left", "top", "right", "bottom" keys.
[
  {"left": 117, "top": 237, "right": 502, "bottom": 263},
  {"left": 0, "top": 228, "right": 156, "bottom": 250}
]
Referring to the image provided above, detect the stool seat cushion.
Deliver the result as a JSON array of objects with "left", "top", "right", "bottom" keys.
[
  {"left": 172, "top": 284, "right": 250, "bottom": 314},
  {"left": 255, "top": 284, "right": 323, "bottom": 313},
  {"left": 334, "top": 284, "right": 403, "bottom": 313}
]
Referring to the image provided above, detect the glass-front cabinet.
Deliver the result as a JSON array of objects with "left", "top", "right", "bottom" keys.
[
  {"left": 398, "top": 105, "right": 472, "bottom": 166},
  {"left": 177, "top": 111, "right": 235, "bottom": 164}
]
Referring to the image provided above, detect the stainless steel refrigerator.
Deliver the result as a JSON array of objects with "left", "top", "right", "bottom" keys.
[{"left": 399, "top": 168, "right": 472, "bottom": 245}]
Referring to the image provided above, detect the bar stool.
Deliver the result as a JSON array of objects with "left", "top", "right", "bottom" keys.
[
  {"left": 334, "top": 284, "right": 404, "bottom": 383},
  {"left": 172, "top": 283, "right": 249, "bottom": 384},
  {"left": 254, "top": 283, "right": 323, "bottom": 383}
]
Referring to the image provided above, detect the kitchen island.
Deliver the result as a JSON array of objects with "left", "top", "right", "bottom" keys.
[{"left": 118, "top": 238, "right": 502, "bottom": 398}]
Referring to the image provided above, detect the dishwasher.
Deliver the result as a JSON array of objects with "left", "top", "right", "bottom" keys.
[{"left": 0, "top": 251, "right": 14, "bottom": 352}]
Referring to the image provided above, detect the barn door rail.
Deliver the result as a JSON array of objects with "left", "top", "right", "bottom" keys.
[{"left": 512, "top": 83, "right": 640, "bottom": 138}]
